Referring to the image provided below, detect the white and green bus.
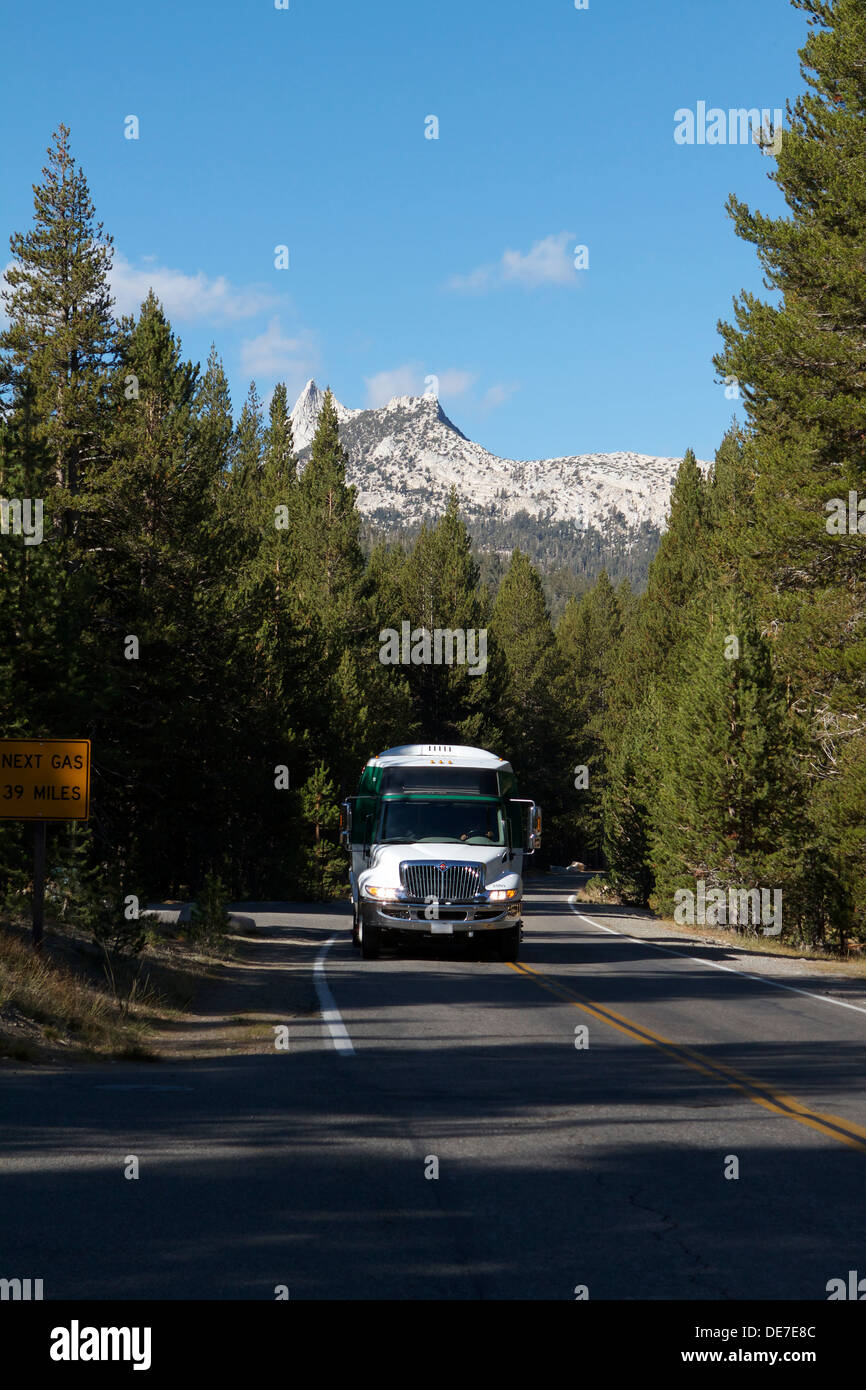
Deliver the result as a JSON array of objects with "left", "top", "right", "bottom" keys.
[{"left": 341, "top": 744, "right": 541, "bottom": 961}]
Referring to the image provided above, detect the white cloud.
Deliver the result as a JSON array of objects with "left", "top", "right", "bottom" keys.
[
  {"left": 239, "top": 317, "right": 318, "bottom": 389},
  {"left": 2, "top": 252, "right": 282, "bottom": 330},
  {"left": 448, "top": 232, "right": 580, "bottom": 292},
  {"left": 365, "top": 364, "right": 423, "bottom": 406},
  {"left": 446, "top": 264, "right": 495, "bottom": 293},
  {"left": 110, "top": 252, "right": 279, "bottom": 323},
  {"left": 364, "top": 363, "right": 478, "bottom": 407},
  {"left": 436, "top": 368, "right": 478, "bottom": 398},
  {"left": 502, "top": 232, "right": 578, "bottom": 287},
  {"left": 481, "top": 382, "right": 519, "bottom": 410}
]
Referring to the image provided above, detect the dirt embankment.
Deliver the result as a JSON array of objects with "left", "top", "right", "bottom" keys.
[{"left": 0, "top": 907, "right": 330, "bottom": 1065}]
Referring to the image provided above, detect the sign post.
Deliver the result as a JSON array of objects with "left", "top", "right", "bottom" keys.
[
  {"left": 0, "top": 739, "right": 91, "bottom": 950},
  {"left": 32, "top": 822, "right": 46, "bottom": 950}
]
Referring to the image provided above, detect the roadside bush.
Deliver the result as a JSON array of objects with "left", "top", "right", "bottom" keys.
[{"left": 188, "top": 871, "right": 230, "bottom": 949}]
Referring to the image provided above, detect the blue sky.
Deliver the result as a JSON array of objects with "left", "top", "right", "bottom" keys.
[{"left": 0, "top": 0, "right": 806, "bottom": 462}]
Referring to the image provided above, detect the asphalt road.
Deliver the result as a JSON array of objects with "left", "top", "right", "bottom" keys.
[{"left": 3, "top": 879, "right": 866, "bottom": 1300}]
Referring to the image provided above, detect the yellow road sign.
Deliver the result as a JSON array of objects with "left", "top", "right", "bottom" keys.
[{"left": 0, "top": 739, "right": 90, "bottom": 820}]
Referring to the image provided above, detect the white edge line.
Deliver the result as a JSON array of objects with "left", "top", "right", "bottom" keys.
[
  {"left": 314, "top": 936, "right": 355, "bottom": 1055},
  {"left": 566, "top": 897, "right": 866, "bottom": 1017}
]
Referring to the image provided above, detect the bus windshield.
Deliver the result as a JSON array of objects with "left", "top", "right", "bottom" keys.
[{"left": 377, "top": 799, "right": 506, "bottom": 847}]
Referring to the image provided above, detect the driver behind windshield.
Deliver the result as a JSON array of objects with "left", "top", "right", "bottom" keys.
[{"left": 379, "top": 800, "right": 504, "bottom": 845}]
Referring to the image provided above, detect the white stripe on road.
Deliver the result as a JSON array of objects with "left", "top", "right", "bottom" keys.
[
  {"left": 95, "top": 1085, "right": 194, "bottom": 1091},
  {"left": 314, "top": 936, "right": 355, "bottom": 1055},
  {"left": 567, "top": 897, "right": 866, "bottom": 1017}
]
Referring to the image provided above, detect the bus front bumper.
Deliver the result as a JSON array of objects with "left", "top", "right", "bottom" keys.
[{"left": 360, "top": 898, "right": 522, "bottom": 933}]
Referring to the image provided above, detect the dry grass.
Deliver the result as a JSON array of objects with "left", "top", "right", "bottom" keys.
[
  {"left": 0, "top": 927, "right": 153, "bottom": 1061},
  {"left": 576, "top": 880, "right": 866, "bottom": 977},
  {"left": 0, "top": 912, "right": 235, "bottom": 1063},
  {"left": 652, "top": 916, "right": 866, "bottom": 977}
]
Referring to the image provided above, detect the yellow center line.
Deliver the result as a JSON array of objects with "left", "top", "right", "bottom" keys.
[{"left": 507, "top": 960, "right": 866, "bottom": 1152}]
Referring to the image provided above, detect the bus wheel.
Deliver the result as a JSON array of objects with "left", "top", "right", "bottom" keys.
[
  {"left": 360, "top": 921, "right": 381, "bottom": 960},
  {"left": 497, "top": 925, "right": 520, "bottom": 962}
]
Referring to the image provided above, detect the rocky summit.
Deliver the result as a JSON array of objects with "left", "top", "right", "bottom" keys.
[{"left": 290, "top": 379, "right": 706, "bottom": 579}]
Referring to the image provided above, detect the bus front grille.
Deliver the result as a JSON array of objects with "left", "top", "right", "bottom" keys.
[{"left": 399, "top": 861, "right": 484, "bottom": 902}]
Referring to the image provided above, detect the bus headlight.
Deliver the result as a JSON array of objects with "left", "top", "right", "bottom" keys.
[{"left": 364, "top": 884, "right": 402, "bottom": 901}]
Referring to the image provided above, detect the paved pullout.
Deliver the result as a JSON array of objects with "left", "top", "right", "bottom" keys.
[{"left": 2, "top": 882, "right": 865, "bottom": 1300}]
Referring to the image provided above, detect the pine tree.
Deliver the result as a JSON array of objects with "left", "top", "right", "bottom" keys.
[
  {"left": 712, "top": 0, "right": 866, "bottom": 937},
  {"left": 298, "top": 762, "right": 348, "bottom": 900},
  {"left": 366, "top": 539, "right": 408, "bottom": 633},
  {"left": 269, "top": 388, "right": 366, "bottom": 770},
  {"left": 396, "top": 490, "right": 499, "bottom": 744},
  {"left": 263, "top": 383, "right": 296, "bottom": 488},
  {"left": 341, "top": 538, "right": 420, "bottom": 785},
  {"left": 0, "top": 380, "right": 73, "bottom": 734},
  {"left": 328, "top": 646, "right": 417, "bottom": 792},
  {"left": 242, "top": 383, "right": 297, "bottom": 693},
  {"left": 196, "top": 345, "right": 234, "bottom": 496},
  {"left": 0, "top": 125, "right": 116, "bottom": 760},
  {"left": 598, "top": 456, "right": 709, "bottom": 898},
  {"left": 490, "top": 549, "right": 569, "bottom": 856},
  {"left": 0, "top": 124, "right": 115, "bottom": 501},
  {"left": 217, "top": 380, "right": 265, "bottom": 584},
  {"left": 292, "top": 388, "right": 365, "bottom": 658},
  {"left": 651, "top": 591, "right": 808, "bottom": 925},
  {"left": 80, "top": 291, "right": 235, "bottom": 890},
  {"left": 193, "top": 344, "right": 236, "bottom": 601},
  {"left": 557, "top": 570, "right": 623, "bottom": 863},
  {"left": 674, "top": 424, "right": 758, "bottom": 625},
  {"left": 706, "top": 424, "right": 752, "bottom": 542},
  {"left": 637, "top": 449, "right": 709, "bottom": 683},
  {"left": 46, "top": 820, "right": 99, "bottom": 925},
  {"left": 813, "top": 734, "right": 865, "bottom": 944},
  {"left": 714, "top": 0, "right": 866, "bottom": 472},
  {"left": 89, "top": 291, "right": 201, "bottom": 600},
  {"left": 602, "top": 684, "right": 664, "bottom": 904},
  {"left": 233, "top": 381, "right": 264, "bottom": 491}
]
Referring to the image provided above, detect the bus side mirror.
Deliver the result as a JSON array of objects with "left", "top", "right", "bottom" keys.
[
  {"left": 340, "top": 800, "right": 352, "bottom": 850},
  {"left": 528, "top": 803, "right": 542, "bottom": 852}
]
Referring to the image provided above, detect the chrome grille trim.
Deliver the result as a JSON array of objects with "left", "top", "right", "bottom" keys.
[{"left": 399, "top": 860, "right": 484, "bottom": 902}]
